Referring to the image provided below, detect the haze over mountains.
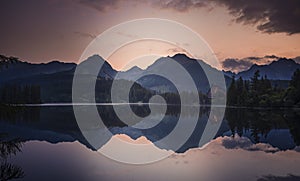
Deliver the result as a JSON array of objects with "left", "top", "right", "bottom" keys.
[{"left": 1, "top": 53, "right": 299, "bottom": 102}]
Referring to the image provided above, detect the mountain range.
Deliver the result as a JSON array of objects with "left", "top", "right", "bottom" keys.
[
  {"left": 1, "top": 53, "right": 299, "bottom": 102},
  {"left": 0, "top": 55, "right": 76, "bottom": 83},
  {"left": 234, "top": 58, "right": 300, "bottom": 80}
]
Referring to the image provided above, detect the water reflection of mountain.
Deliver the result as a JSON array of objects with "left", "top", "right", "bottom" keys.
[
  {"left": 0, "top": 105, "right": 299, "bottom": 153},
  {"left": 0, "top": 106, "right": 94, "bottom": 150}
]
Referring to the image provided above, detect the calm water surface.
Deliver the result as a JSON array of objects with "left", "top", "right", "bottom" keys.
[{"left": 0, "top": 105, "right": 300, "bottom": 180}]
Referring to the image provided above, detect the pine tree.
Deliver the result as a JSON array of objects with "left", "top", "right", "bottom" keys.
[
  {"left": 290, "top": 69, "right": 300, "bottom": 89},
  {"left": 236, "top": 77, "right": 247, "bottom": 106},
  {"left": 249, "top": 70, "right": 260, "bottom": 106},
  {"left": 285, "top": 69, "right": 300, "bottom": 106},
  {"left": 227, "top": 76, "right": 237, "bottom": 106}
]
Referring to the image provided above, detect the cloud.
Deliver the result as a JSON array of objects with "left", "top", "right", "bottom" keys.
[
  {"left": 77, "top": 0, "right": 121, "bottom": 12},
  {"left": 78, "top": 0, "right": 209, "bottom": 12},
  {"left": 265, "top": 55, "right": 279, "bottom": 59},
  {"left": 167, "top": 47, "right": 189, "bottom": 55},
  {"left": 151, "top": 0, "right": 208, "bottom": 12},
  {"left": 157, "top": 0, "right": 300, "bottom": 34},
  {"left": 214, "top": 0, "right": 300, "bottom": 34},
  {"left": 77, "top": 0, "right": 300, "bottom": 34},
  {"left": 222, "top": 134, "right": 280, "bottom": 153},
  {"left": 258, "top": 175, "right": 300, "bottom": 181},
  {"left": 222, "top": 55, "right": 280, "bottom": 72},
  {"left": 222, "top": 58, "right": 253, "bottom": 73}
]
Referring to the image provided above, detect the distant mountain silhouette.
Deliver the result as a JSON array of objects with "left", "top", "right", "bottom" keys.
[
  {"left": 119, "top": 54, "right": 230, "bottom": 93},
  {"left": 0, "top": 55, "right": 76, "bottom": 83},
  {"left": 236, "top": 58, "right": 300, "bottom": 80},
  {"left": 118, "top": 66, "right": 143, "bottom": 80},
  {"left": 76, "top": 54, "right": 117, "bottom": 79},
  {"left": 1, "top": 53, "right": 299, "bottom": 102},
  {"left": 222, "top": 70, "right": 235, "bottom": 78}
]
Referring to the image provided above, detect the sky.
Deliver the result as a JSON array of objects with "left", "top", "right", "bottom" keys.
[{"left": 0, "top": 0, "right": 300, "bottom": 72}]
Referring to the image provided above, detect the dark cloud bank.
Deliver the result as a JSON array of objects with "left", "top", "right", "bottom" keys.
[
  {"left": 214, "top": 0, "right": 300, "bottom": 34},
  {"left": 78, "top": 0, "right": 300, "bottom": 34},
  {"left": 222, "top": 55, "right": 281, "bottom": 73}
]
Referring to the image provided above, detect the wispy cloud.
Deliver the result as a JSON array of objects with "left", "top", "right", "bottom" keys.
[
  {"left": 150, "top": 0, "right": 208, "bottom": 12},
  {"left": 167, "top": 47, "right": 189, "bottom": 54},
  {"left": 77, "top": 0, "right": 210, "bottom": 12},
  {"left": 77, "top": 0, "right": 121, "bottom": 12}
]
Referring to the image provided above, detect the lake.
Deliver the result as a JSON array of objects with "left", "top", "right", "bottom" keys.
[{"left": 1, "top": 105, "right": 300, "bottom": 181}]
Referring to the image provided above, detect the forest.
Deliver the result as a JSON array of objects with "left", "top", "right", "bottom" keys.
[
  {"left": 0, "top": 69, "right": 300, "bottom": 108},
  {"left": 227, "top": 69, "right": 300, "bottom": 107}
]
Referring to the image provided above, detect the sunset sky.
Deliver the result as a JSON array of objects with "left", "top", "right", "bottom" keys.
[{"left": 1, "top": 0, "right": 300, "bottom": 72}]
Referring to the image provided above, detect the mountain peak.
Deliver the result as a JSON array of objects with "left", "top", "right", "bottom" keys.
[
  {"left": 127, "top": 66, "right": 143, "bottom": 72},
  {"left": 80, "top": 54, "right": 109, "bottom": 67},
  {"left": 170, "top": 53, "right": 197, "bottom": 63},
  {"left": 46, "top": 60, "right": 63, "bottom": 65},
  {"left": 85, "top": 54, "right": 106, "bottom": 62},
  {"left": 272, "top": 57, "right": 296, "bottom": 65},
  {"left": 78, "top": 54, "right": 117, "bottom": 79},
  {"left": 171, "top": 53, "right": 190, "bottom": 59},
  {"left": 237, "top": 57, "right": 300, "bottom": 80}
]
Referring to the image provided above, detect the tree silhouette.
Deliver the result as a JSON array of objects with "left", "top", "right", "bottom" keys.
[
  {"left": 227, "top": 76, "right": 237, "bottom": 106},
  {"left": 284, "top": 69, "right": 300, "bottom": 107},
  {"left": 0, "top": 137, "right": 25, "bottom": 181},
  {"left": 0, "top": 162, "right": 24, "bottom": 181},
  {"left": 226, "top": 69, "right": 300, "bottom": 107}
]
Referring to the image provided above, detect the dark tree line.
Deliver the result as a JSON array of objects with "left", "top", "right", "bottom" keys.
[
  {"left": 0, "top": 84, "right": 41, "bottom": 104},
  {"left": 284, "top": 69, "right": 300, "bottom": 107},
  {"left": 227, "top": 69, "right": 300, "bottom": 107}
]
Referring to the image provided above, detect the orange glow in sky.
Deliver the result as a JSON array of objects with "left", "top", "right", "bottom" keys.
[{"left": 0, "top": 1, "right": 299, "bottom": 71}]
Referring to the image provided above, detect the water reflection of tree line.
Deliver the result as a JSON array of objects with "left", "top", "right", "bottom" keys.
[
  {"left": 0, "top": 84, "right": 41, "bottom": 104},
  {"left": 0, "top": 106, "right": 40, "bottom": 123},
  {"left": 283, "top": 111, "right": 300, "bottom": 145},
  {"left": 1, "top": 103, "right": 299, "bottom": 152},
  {"left": 225, "top": 108, "right": 300, "bottom": 146},
  {"left": 0, "top": 134, "right": 25, "bottom": 181}
]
